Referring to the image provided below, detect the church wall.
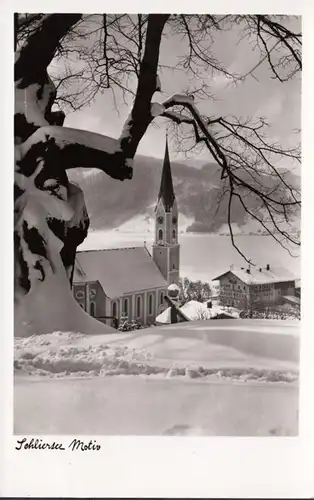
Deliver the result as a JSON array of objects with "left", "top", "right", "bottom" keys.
[
  {"left": 157, "top": 288, "right": 167, "bottom": 315},
  {"left": 146, "top": 290, "right": 157, "bottom": 324},
  {"left": 92, "top": 282, "right": 107, "bottom": 318},
  {"left": 73, "top": 283, "right": 87, "bottom": 310},
  {"left": 152, "top": 187, "right": 179, "bottom": 285},
  {"left": 133, "top": 292, "right": 144, "bottom": 325},
  {"left": 107, "top": 297, "right": 120, "bottom": 328},
  {"left": 152, "top": 245, "right": 168, "bottom": 281},
  {"left": 124, "top": 289, "right": 167, "bottom": 326},
  {"left": 164, "top": 212, "right": 172, "bottom": 243},
  {"left": 155, "top": 200, "right": 166, "bottom": 244},
  {"left": 169, "top": 245, "right": 180, "bottom": 283},
  {"left": 120, "top": 294, "right": 133, "bottom": 321},
  {"left": 74, "top": 281, "right": 168, "bottom": 327},
  {"left": 73, "top": 281, "right": 107, "bottom": 319},
  {"left": 164, "top": 201, "right": 178, "bottom": 243}
]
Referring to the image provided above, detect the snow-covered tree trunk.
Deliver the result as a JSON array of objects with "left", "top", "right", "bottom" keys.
[{"left": 14, "top": 15, "right": 129, "bottom": 336}]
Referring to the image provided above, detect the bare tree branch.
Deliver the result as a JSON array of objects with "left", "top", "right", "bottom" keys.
[
  {"left": 150, "top": 92, "right": 300, "bottom": 255},
  {"left": 15, "top": 14, "right": 82, "bottom": 84}
]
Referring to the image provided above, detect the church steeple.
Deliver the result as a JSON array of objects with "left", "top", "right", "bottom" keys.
[
  {"left": 152, "top": 136, "right": 180, "bottom": 285},
  {"left": 158, "top": 138, "right": 175, "bottom": 212}
]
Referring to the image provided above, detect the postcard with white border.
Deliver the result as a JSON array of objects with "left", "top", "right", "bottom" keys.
[{"left": 1, "top": 0, "right": 314, "bottom": 497}]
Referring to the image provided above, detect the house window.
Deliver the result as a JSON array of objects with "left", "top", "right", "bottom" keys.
[
  {"left": 137, "top": 296, "right": 141, "bottom": 318},
  {"left": 90, "top": 301, "right": 96, "bottom": 317},
  {"left": 160, "top": 292, "right": 164, "bottom": 304},
  {"left": 148, "top": 293, "right": 153, "bottom": 315},
  {"left": 112, "top": 301, "right": 117, "bottom": 317},
  {"left": 158, "top": 229, "right": 163, "bottom": 241},
  {"left": 123, "top": 298, "right": 129, "bottom": 316}
]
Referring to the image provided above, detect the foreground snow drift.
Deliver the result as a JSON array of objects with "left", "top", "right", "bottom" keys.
[
  {"left": 14, "top": 320, "right": 300, "bottom": 436},
  {"left": 14, "top": 264, "right": 115, "bottom": 337},
  {"left": 14, "top": 320, "right": 299, "bottom": 380}
]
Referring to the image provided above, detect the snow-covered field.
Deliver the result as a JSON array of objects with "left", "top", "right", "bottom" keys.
[{"left": 14, "top": 319, "right": 300, "bottom": 436}]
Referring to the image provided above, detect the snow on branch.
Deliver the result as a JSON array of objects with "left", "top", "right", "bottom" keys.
[
  {"left": 19, "top": 126, "right": 133, "bottom": 181},
  {"left": 150, "top": 102, "right": 166, "bottom": 117},
  {"left": 156, "top": 74, "right": 162, "bottom": 91},
  {"left": 165, "top": 94, "right": 195, "bottom": 106}
]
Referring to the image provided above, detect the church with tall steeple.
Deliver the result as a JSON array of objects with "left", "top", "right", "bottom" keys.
[
  {"left": 72, "top": 136, "right": 179, "bottom": 327},
  {"left": 152, "top": 137, "right": 180, "bottom": 284}
]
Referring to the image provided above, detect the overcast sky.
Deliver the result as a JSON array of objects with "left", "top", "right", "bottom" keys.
[{"left": 63, "top": 15, "right": 301, "bottom": 165}]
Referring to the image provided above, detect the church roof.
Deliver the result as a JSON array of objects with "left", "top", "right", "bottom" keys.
[
  {"left": 73, "top": 246, "right": 168, "bottom": 299},
  {"left": 158, "top": 138, "right": 175, "bottom": 211}
]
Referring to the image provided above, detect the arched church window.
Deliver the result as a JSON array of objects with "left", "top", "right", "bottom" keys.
[
  {"left": 148, "top": 293, "right": 153, "bottom": 315},
  {"left": 123, "top": 298, "right": 129, "bottom": 317},
  {"left": 158, "top": 229, "right": 163, "bottom": 241},
  {"left": 157, "top": 216, "right": 164, "bottom": 224},
  {"left": 160, "top": 292, "right": 164, "bottom": 305},
  {"left": 112, "top": 301, "right": 117, "bottom": 317},
  {"left": 172, "top": 229, "right": 176, "bottom": 242},
  {"left": 90, "top": 301, "right": 96, "bottom": 317},
  {"left": 172, "top": 216, "right": 177, "bottom": 224},
  {"left": 137, "top": 296, "right": 141, "bottom": 318}
]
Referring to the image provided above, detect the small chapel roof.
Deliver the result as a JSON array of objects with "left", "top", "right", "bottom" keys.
[
  {"left": 73, "top": 246, "right": 168, "bottom": 299},
  {"left": 158, "top": 137, "right": 175, "bottom": 211}
]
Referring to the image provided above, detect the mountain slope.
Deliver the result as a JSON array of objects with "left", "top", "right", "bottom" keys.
[{"left": 68, "top": 155, "right": 300, "bottom": 234}]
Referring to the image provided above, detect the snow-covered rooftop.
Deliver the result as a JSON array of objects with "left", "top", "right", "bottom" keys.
[
  {"left": 74, "top": 247, "right": 167, "bottom": 298},
  {"left": 156, "top": 300, "right": 239, "bottom": 324},
  {"left": 212, "top": 266, "right": 296, "bottom": 285}
]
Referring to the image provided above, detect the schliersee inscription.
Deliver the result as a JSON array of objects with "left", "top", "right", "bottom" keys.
[{"left": 15, "top": 437, "right": 101, "bottom": 451}]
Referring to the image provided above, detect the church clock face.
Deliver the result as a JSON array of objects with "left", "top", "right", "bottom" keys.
[
  {"left": 172, "top": 216, "right": 177, "bottom": 224},
  {"left": 157, "top": 216, "right": 164, "bottom": 224}
]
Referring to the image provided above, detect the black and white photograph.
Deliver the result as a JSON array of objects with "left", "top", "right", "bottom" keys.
[
  {"left": 4, "top": 2, "right": 314, "bottom": 495},
  {"left": 12, "top": 11, "right": 303, "bottom": 439}
]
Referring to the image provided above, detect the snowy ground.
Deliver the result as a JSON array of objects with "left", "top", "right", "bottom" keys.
[{"left": 14, "top": 319, "right": 300, "bottom": 436}]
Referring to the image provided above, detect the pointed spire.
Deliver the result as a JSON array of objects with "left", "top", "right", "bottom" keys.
[{"left": 158, "top": 136, "right": 175, "bottom": 211}]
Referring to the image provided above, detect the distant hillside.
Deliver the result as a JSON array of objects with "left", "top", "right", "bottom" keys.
[{"left": 68, "top": 154, "right": 300, "bottom": 234}]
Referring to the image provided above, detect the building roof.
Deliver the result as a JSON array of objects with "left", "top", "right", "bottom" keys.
[
  {"left": 73, "top": 246, "right": 168, "bottom": 299},
  {"left": 158, "top": 138, "right": 175, "bottom": 211},
  {"left": 212, "top": 266, "right": 296, "bottom": 285}
]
